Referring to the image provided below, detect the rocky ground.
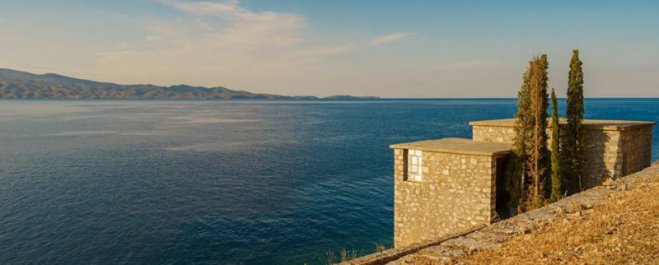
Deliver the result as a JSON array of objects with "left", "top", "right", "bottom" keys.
[
  {"left": 462, "top": 167, "right": 659, "bottom": 264},
  {"left": 386, "top": 162, "right": 659, "bottom": 265}
]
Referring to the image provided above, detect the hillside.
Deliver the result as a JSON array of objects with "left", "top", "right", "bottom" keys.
[
  {"left": 0, "top": 68, "right": 376, "bottom": 100},
  {"left": 460, "top": 165, "right": 659, "bottom": 264},
  {"left": 344, "top": 162, "right": 659, "bottom": 264},
  {"left": 390, "top": 163, "right": 659, "bottom": 265}
]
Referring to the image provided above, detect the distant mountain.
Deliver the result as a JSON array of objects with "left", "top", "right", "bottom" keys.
[{"left": 0, "top": 68, "right": 378, "bottom": 100}]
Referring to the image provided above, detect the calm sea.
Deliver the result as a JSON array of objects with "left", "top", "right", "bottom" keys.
[{"left": 0, "top": 99, "right": 657, "bottom": 264}]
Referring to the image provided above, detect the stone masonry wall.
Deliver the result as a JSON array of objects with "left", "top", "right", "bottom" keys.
[
  {"left": 393, "top": 148, "right": 497, "bottom": 248},
  {"left": 472, "top": 126, "right": 515, "bottom": 143},
  {"left": 581, "top": 129, "right": 621, "bottom": 188},
  {"left": 472, "top": 124, "right": 654, "bottom": 189},
  {"left": 620, "top": 125, "right": 654, "bottom": 176},
  {"left": 345, "top": 162, "right": 659, "bottom": 265}
]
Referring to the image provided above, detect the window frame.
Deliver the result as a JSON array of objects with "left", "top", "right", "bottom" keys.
[{"left": 406, "top": 149, "right": 423, "bottom": 182}]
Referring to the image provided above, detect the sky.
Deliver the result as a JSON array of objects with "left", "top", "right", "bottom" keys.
[{"left": 0, "top": 0, "right": 658, "bottom": 98}]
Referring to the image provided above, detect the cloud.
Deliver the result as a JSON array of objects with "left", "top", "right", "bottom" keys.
[
  {"left": 284, "top": 44, "right": 356, "bottom": 64},
  {"left": 93, "top": 0, "right": 361, "bottom": 92},
  {"left": 158, "top": 0, "right": 305, "bottom": 47},
  {"left": 435, "top": 61, "right": 503, "bottom": 71},
  {"left": 195, "top": 18, "right": 213, "bottom": 30},
  {"left": 87, "top": 1, "right": 453, "bottom": 98},
  {"left": 144, "top": 35, "right": 162, "bottom": 42},
  {"left": 370, "top": 32, "right": 413, "bottom": 46},
  {"left": 161, "top": 0, "right": 301, "bottom": 22},
  {"left": 86, "top": 1, "right": 427, "bottom": 96}
]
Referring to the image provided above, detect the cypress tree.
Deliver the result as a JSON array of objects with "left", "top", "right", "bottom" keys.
[
  {"left": 549, "top": 88, "right": 562, "bottom": 202},
  {"left": 524, "top": 54, "right": 549, "bottom": 210},
  {"left": 506, "top": 65, "right": 532, "bottom": 213},
  {"left": 564, "top": 49, "right": 585, "bottom": 194}
]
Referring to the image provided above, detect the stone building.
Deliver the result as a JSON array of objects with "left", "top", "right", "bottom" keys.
[
  {"left": 391, "top": 119, "right": 654, "bottom": 248},
  {"left": 470, "top": 119, "right": 655, "bottom": 188},
  {"left": 390, "top": 138, "right": 511, "bottom": 247}
]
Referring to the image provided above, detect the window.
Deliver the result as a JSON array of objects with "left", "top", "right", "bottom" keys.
[{"left": 407, "top": 149, "right": 423, "bottom": 182}]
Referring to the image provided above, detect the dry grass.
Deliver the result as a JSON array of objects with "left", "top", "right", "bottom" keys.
[
  {"left": 340, "top": 248, "right": 357, "bottom": 262},
  {"left": 462, "top": 176, "right": 659, "bottom": 264},
  {"left": 326, "top": 250, "right": 335, "bottom": 265},
  {"left": 375, "top": 243, "right": 388, "bottom": 253},
  {"left": 325, "top": 247, "right": 359, "bottom": 265}
]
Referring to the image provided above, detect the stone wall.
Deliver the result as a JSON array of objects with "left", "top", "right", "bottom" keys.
[
  {"left": 620, "top": 125, "right": 654, "bottom": 176},
  {"left": 470, "top": 120, "right": 655, "bottom": 189},
  {"left": 471, "top": 125, "right": 515, "bottom": 143},
  {"left": 580, "top": 124, "right": 652, "bottom": 187},
  {"left": 344, "top": 162, "right": 659, "bottom": 265},
  {"left": 393, "top": 148, "right": 498, "bottom": 248},
  {"left": 581, "top": 129, "right": 622, "bottom": 188},
  {"left": 383, "top": 119, "right": 653, "bottom": 258}
]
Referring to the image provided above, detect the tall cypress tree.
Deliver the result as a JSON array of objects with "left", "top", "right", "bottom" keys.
[
  {"left": 506, "top": 64, "right": 532, "bottom": 213},
  {"left": 564, "top": 49, "right": 584, "bottom": 194},
  {"left": 524, "top": 54, "right": 549, "bottom": 210},
  {"left": 549, "top": 88, "right": 562, "bottom": 202}
]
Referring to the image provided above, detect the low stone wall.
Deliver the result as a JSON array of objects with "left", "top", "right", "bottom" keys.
[
  {"left": 340, "top": 226, "right": 484, "bottom": 265},
  {"left": 344, "top": 162, "right": 659, "bottom": 265}
]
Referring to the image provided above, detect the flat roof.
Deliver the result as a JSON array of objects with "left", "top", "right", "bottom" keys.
[
  {"left": 469, "top": 118, "right": 655, "bottom": 131},
  {"left": 390, "top": 138, "right": 512, "bottom": 156}
]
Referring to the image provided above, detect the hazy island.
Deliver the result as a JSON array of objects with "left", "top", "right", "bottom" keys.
[{"left": 0, "top": 68, "right": 378, "bottom": 100}]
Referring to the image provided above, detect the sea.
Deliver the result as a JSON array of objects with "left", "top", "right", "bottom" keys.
[{"left": 0, "top": 99, "right": 657, "bottom": 264}]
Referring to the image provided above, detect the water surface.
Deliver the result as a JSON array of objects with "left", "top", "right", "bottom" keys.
[{"left": 0, "top": 99, "right": 657, "bottom": 264}]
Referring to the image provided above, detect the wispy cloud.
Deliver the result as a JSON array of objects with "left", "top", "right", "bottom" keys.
[
  {"left": 157, "top": 0, "right": 239, "bottom": 15},
  {"left": 87, "top": 1, "right": 424, "bottom": 96},
  {"left": 194, "top": 18, "right": 213, "bottom": 30},
  {"left": 158, "top": 0, "right": 305, "bottom": 47},
  {"left": 143, "top": 35, "right": 162, "bottom": 42},
  {"left": 370, "top": 32, "right": 414, "bottom": 46},
  {"left": 160, "top": 0, "right": 302, "bottom": 22},
  {"left": 286, "top": 44, "right": 356, "bottom": 63},
  {"left": 435, "top": 61, "right": 503, "bottom": 71},
  {"left": 94, "top": 0, "right": 359, "bottom": 93}
]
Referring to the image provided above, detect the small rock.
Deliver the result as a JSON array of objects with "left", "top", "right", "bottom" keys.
[
  {"left": 602, "top": 177, "right": 615, "bottom": 186},
  {"left": 618, "top": 183, "right": 628, "bottom": 191},
  {"left": 568, "top": 211, "right": 582, "bottom": 218},
  {"left": 520, "top": 225, "right": 532, "bottom": 234},
  {"left": 606, "top": 227, "right": 616, "bottom": 235},
  {"left": 569, "top": 201, "right": 587, "bottom": 213}
]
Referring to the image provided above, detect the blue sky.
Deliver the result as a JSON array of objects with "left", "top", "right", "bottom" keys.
[{"left": 1, "top": 0, "right": 658, "bottom": 97}]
